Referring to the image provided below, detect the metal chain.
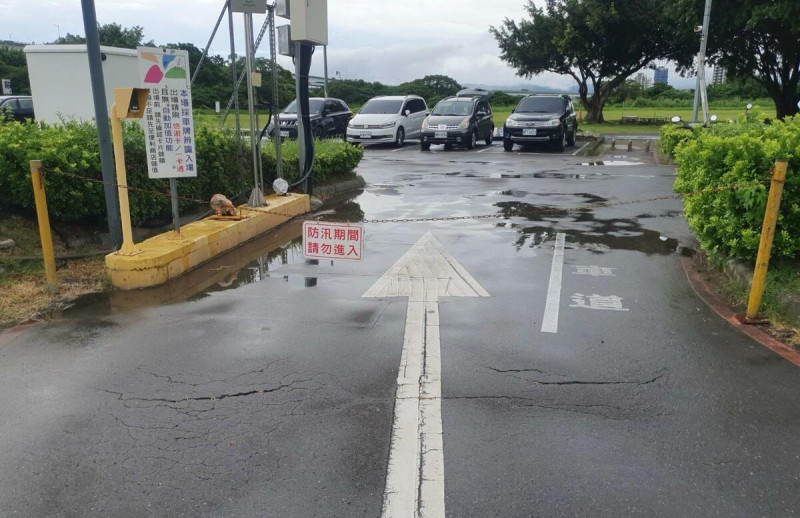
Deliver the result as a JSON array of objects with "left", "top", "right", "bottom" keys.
[{"left": 47, "top": 169, "right": 769, "bottom": 225}]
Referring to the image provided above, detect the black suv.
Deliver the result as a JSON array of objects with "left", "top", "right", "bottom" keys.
[
  {"left": 420, "top": 94, "right": 494, "bottom": 150},
  {"left": 0, "top": 96, "right": 34, "bottom": 122},
  {"left": 503, "top": 94, "right": 577, "bottom": 152},
  {"left": 276, "top": 97, "right": 352, "bottom": 139}
]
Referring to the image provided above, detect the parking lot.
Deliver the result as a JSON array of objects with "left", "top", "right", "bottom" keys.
[{"left": 4, "top": 139, "right": 800, "bottom": 517}]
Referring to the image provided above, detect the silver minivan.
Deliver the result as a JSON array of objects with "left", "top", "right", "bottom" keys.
[{"left": 346, "top": 95, "right": 428, "bottom": 147}]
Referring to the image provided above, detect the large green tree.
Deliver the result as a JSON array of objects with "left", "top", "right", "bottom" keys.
[
  {"left": 491, "top": 0, "right": 695, "bottom": 122},
  {"left": 55, "top": 23, "right": 154, "bottom": 49},
  {"left": 672, "top": 0, "right": 800, "bottom": 119}
]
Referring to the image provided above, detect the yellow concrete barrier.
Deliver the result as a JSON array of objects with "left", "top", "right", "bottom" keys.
[{"left": 105, "top": 193, "right": 310, "bottom": 290}]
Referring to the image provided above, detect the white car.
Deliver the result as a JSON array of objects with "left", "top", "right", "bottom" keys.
[{"left": 346, "top": 95, "right": 429, "bottom": 147}]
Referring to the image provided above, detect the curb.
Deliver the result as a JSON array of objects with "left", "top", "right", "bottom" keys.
[
  {"left": 573, "top": 135, "right": 605, "bottom": 157},
  {"left": 314, "top": 176, "right": 366, "bottom": 200},
  {"left": 680, "top": 254, "right": 800, "bottom": 367}
]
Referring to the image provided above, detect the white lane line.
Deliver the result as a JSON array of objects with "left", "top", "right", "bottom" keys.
[
  {"left": 392, "top": 145, "right": 416, "bottom": 153},
  {"left": 541, "top": 232, "right": 566, "bottom": 333},
  {"left": 477, "top": 146, "right": 495, "bottom": 153},
  {"left": 363, "top": 233, "right": 489, "bottom": 518}
]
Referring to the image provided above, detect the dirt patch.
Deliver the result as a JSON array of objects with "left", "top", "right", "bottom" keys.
[
  {"left": 0, "top": 258, "right": 108, "bottom": 326},
  {"left": 689, "top": 251, "right": 800, "bottom": 349}
]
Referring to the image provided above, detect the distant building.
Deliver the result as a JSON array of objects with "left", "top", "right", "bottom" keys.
[
  {"left": 712, "top": 66, "right": 726, "bottom": 85},
  {"left": 634, "top": 72, "right": 652, "bottom": 90},
  {"left": 654, "top": 67, "right": 669, "bottom": 84}
]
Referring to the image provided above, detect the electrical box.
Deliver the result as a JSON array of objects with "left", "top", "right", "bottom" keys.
[
  {"left": 288, "top": 0, "right": 328, "bottom": 45},
  {"left": 113, "top": 87, "right": 149, "bottom": 119},
  {"left": 277, "top": 25, "right": 295, "bottom": 57},
  {"left": 276, "top": 0, "right": 290, "bottom": 18},
  {"left": 231, "top": 0, "right": 267, "bottom": 14}
]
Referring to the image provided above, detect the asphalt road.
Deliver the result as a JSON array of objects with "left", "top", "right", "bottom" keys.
[{"left": 2, "top": 139, "right": 800, "bottom": 517}]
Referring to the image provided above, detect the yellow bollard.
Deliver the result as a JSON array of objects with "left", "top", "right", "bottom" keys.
[
  {"left": 745, "top": 160, "right": 788, "bottom": 321},
  {"left": 29, "top": 160, "right": 58, "bottom": 293},
  {"left": 110, "top": 102, "right": 141, "bottom": 256}
]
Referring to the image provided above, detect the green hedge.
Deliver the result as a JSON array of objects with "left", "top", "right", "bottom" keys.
[
  {"left": 0, "top": 121, "right": 362, "bottom": 226},
  {"left": 669, "top": 113, "right": 800, "bottom": 260}
]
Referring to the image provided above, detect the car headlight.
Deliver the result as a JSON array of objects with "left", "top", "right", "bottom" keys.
[
  {"left": 547, "top": 118, "right": 561, "bottom": 127},
  {"left": 506, "top": 118, "right": 520, "bottom": 128},
  {"left": 422, "top": 118, "right": 429, "bottom": 129},
  {"left": 348, "top": 120, "right": 356, "bottom": 127},
  {"left": 458, "top": 118, "right": 470, "bottom": 129},
  {"left": 379, "top": 121, "right": 396, "bottom": 129}
]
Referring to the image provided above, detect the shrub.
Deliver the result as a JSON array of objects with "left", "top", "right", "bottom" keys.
[
  {"left": 0, "top": 121, "right": 362, "bottom": 226},
  {"left": 672, "top": 115, "right": 800, "bottom": 260}
]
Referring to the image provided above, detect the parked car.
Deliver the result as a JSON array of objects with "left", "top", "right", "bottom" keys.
[
  {"left": 503, "top": 94, "right": 578, "bottom": 152},
  {"left": 346, "top": 95, "right": 428, "bottom": 147},
  {"left": 276, "top": 97, "right": 352, "bottom": 139},
  {"left": 420, "top": 93, "right": 494, "bottom": 150},
  {"left": 0, "top": 96, "right": 34, "bottom": 122}
]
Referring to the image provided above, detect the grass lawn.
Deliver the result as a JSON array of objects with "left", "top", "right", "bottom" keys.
[
  {"left": 195, "top": 104, "right": 777, "bottom": 136},
  {"left": 491, "top": 105, "right": 777, "bottom": 135}
]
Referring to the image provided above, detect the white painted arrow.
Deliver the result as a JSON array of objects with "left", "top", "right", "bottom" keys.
[{"left": 363, "top": 233, "right": 490, "bottom": 518}]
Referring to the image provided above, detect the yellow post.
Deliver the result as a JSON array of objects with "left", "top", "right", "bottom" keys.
[
  {"left": 29, "top": 160, "right": 58, "bottom": 293},
  {"left": 746, "top": 160, "right": 788, "bottom": 320},
  {"left": 110, "top": 103, "right": 140, "bottom": 256}
]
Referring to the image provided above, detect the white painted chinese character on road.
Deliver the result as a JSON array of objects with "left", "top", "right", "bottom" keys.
[
  {"left": 572, "top": 265, "right": 616, "bottom": 277},
  {"left": 570, "top": 293, "right": 629, "bottom": 311}
]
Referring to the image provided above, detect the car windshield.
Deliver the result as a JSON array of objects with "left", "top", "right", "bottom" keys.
[
  {"left": 284, "top": 99, "right": 325, "bottom": 114},
  {"left": 431, "top": 100, "right": 473, "bottom": 116},
  {"left": 360, "top": 99, "right": 403, "bottom": 115},
  {"left": 515, "top": 97, "right": 564, "bottom": 113}
]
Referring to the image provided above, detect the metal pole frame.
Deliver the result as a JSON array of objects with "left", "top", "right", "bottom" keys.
[
  {"left": 269, "top": 6, "right": 283, "bottom": 180},
  {"left": 244, "top": 12, "right": 265, "bottom": 207},
  {"left": 191, "top": 0, "right": 229, "bottom": 86},
  {"left": 227, "top": 0, "right": 244, "bottom": 169}
]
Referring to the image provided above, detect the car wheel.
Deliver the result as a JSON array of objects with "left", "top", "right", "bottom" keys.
[
  {"left": 567, "top": 126, "right": 576, "bottom": 146},
  {"left": 555, "top": 128, "right": 566, "bottom": 152},
  {"left": 466, "top": 130, "right": 477, "bottom": 150},
  {"left": 421, "top": 141, "right": 431, "bottom": 151},
  {"left": 395, "top": 127, "right": 405, "bottom": 147},
  {"left": 314, "top": 126, "right": 325, "bottom": 140},
  {"left": 485, "top": 127, "right": 493, "bottom": 146},
  {"left": 503, "top": 138, "right": 513, "bottom": 151}
]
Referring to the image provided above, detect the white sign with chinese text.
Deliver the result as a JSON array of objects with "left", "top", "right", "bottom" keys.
[
  {"left": 1, "top": 79, "right": 11, "bottom": 95},
  {"left": 303, "top": 221, "right": 364, "bottom": 261},
  {"left": 137, "top": 47, "right": 197, "bottom": 179}
]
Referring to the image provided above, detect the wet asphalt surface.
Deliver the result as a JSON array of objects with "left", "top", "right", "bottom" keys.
[{"left": 3, "top": 140, "right": 800, "bottom": 517}]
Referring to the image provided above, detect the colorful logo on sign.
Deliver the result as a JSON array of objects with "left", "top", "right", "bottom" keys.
[{"left": 141, "top": 52, "right": 187, "bottom": 84}]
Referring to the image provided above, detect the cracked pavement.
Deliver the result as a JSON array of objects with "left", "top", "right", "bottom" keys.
[{"left": 3, "top": 143, "right": 800, "bottom": 517}]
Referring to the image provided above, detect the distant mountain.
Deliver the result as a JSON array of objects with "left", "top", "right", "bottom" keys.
[{"left": 464, "top": 82, "right": 577, "bottom": 94}]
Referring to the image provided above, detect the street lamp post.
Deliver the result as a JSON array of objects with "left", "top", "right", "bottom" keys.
[{"left": 691, "top": 0, "right": 713, "bottom": 124}]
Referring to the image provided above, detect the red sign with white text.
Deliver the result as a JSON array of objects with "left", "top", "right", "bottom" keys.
[{"left": 303, "top": 221, "right": 364, "bottom": 261}]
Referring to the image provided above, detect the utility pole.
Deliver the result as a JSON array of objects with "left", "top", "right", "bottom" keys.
[
  {"left": 691, "top": 0, "right": 712, "bottom": 124},
  {"left": 80, "top": 0, "right": 122, "bottom": 248}
]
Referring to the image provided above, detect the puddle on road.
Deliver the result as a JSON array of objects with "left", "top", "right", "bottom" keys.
[
  {"left": 54, "top": 196, "right": 366, "bottom": 319},
  {"left": 580, "top": 160, "right": 644, "bottom": 166},
  {"left": 495, "top": 199, "right": 679, "bottom": 254}
]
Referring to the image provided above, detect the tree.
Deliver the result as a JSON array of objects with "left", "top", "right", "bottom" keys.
[
  {"left": 55, "top": 23, "right": 154, "bottom": 49},
  {"left": 672, "top": 0, "right": 800, "bottom": 119},
  {"left": 491, "top": 0, "right": 696, "bottom": 122},
  {"left": 0, "top": 46, "right": 30, "bottom": 94}
]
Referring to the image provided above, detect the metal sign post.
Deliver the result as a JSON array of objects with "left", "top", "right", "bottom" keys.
[{"left": 232, "top": 0, "right": 267, "bottom": 207}]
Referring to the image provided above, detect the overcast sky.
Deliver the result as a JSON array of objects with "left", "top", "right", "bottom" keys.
[{"left": 6, "top": 0, "right": 693, "bottom": 89}]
